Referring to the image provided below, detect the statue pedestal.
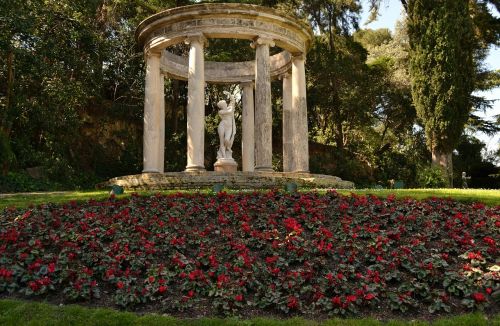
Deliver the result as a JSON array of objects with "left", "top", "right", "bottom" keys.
[{"left": 214, "top": 158, "right": 238, "bottom": 172}]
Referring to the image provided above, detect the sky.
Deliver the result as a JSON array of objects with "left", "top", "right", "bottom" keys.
[{"left": 360, "top": 0, "right": 500, "bottom": 154}]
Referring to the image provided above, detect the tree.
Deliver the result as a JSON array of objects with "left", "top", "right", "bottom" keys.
[
  {"left": 406, "top": 0, "right": 475, "bottom": 186},
  {"left": 365, "top": 0, "right": 499, "bottom": 187}
]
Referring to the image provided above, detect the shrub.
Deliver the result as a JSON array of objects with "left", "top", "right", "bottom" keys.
[
  {"left": 417, "top": 166, "right": 447, "bottom": 188},
  {"left": 0, "top": 192, "right": 498, "bottom": 316}
]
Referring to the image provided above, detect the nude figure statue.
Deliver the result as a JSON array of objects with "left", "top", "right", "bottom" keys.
[{"left": 216, "top": 91, "right": 236, "bottom": 160}]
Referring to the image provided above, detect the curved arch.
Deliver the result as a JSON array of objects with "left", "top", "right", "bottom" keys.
[
  {"left": 160, "top": 50, "right": 291, "bottom": 84},
  {"left": 136, "top": 3, "right": 313, "bottom": 55}
]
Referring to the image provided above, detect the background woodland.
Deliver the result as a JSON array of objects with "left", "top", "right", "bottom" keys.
[{"left": 1, "top": 0, "right": 499, "bottom": 190}]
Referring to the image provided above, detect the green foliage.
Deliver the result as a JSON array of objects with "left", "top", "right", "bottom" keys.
[
  {"left": 416, "top": 166, "right": 447, "bottom": 189},
  {"left": 0, "top": 131, "right": 15, "bottom": 173},
  {"left": 407, "top": 0, "right": 475, "bottom": 154},
  {"left": 0, "top": 192, "right": 498, "bottom": 316},
  {"left": 353, "top": 28, "right": 392, "bottom": 49},
  {"left": 0, "top": 0, "right": 498, "bottom": 191},
  {"left": 0, "top": 172, "right": 62, "bottom": 193}
]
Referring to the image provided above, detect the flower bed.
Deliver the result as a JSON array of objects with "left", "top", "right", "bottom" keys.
[{"left": 0, "top": 191, "right": 498, "bottom": 317}]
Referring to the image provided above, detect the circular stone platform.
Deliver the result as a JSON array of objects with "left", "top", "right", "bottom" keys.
[{"left": 102, "top": 172, "right": 354, "bottom": 190}]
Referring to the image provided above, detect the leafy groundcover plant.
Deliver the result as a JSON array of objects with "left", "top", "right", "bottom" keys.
[{"left": 0, "top": 191, "right": 498, "bottom": 318}]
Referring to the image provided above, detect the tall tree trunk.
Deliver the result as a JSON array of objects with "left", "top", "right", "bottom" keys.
[
  {"left": 335, "top": 120, "right": 344, "bottom": 151},
  {"left": 1, "top": 50, "right": 15, "bottom": 175},
  {"left": 431, "top": 148, "right": 453, "bottom": 187},
  {"left": 2, "top": 50, "right": 14, "bottom": 131}
]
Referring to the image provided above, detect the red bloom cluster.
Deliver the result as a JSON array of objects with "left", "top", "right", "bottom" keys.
[
  {"left": 471, "top": 292, "right": 486, "bottom": 303},
  {"left": 0, "top": 191, "right": 498, "bottom": 315}
]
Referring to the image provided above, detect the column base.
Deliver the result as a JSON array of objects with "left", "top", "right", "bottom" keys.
[
  {"left": 142, "top": 169, "right": 161, "bottom": 173},
  {"left": 185, "top": 165, "right": 206, "bottom": 173},
  {"left": 254, "top": 166, "right": 273, "bottom": 172}
]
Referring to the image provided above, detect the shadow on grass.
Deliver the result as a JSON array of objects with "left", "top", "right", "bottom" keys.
[{"left": 0, "top": 299, "right": 496, "bottom": 326}]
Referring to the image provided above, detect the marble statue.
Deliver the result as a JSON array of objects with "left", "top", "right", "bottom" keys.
[{"left": 217, "top": 91, "right": 236, "bottom": 159}]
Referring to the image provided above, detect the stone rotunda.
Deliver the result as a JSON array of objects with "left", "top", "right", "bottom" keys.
[{"left": 107, "top": 3, "right": 354, "bottom": 190}]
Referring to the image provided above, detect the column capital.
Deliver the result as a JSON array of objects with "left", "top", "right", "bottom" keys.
[
  {"left": 292, "top": 53, "right": 306, "bottom": 61},
  {"left": 185, "top": 33, "right": 208, "bottom": 47},
  {"left": 144, "top": 50, "right": 161, "bottom": 61},
  {"left": 240, "top": 81, "right": 254, "bottom": 88},
  {"left": 251, "top": 37, "right": 275, "bottom": 49},
  {"left": 278, "top": 72, "right": 291, "bottom": 81}
]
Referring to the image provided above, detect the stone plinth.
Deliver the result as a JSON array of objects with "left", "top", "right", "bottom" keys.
[
  {"left": 214, "top": 158, "right": 238, "bottom": 172},
  {"left": 101, "top": 172, "right": 355, "bottom": 190}
]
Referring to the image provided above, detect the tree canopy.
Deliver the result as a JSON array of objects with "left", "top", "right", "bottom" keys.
[{"left": 0, "top": 0, "right": 498, "bottom": 190}]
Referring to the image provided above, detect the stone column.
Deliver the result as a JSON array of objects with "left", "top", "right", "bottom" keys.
[
  {"left": 185, "top": 34, "right": 207, "bottom": 172},
  {"left": 252, "top": 37, "right": 275, "bottom": 172},
  {"left": 143, "top": 51, "right": 163, "bottom": 173},
  {"left": 241, "top": 81, "right": 255, "bottom": 172},
  {"left": 157, "top": 72, "right": 165, "bottom": 172},
  {"left": 292, "top": 54, "right": 309, "bottom": 172},
  {"left": 281, "top": 73, "right": 293, "bottom": 172}
]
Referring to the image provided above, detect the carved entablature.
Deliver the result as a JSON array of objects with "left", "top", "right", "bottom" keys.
[
  {"left": 135, "top": 3, "right": 313, "bottom": 84},
  {"left": 160, "top": 51, "right": 292, "bottom": 84}
]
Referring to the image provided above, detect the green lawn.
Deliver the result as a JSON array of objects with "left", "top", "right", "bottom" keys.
[
  {"left": 337, "top": 188, "right": 500, "bottom": 206},
  {"left": 0, "top": 299, "right": 497, "bottom": 326},
  {"left": 0, "top": 188, "right": 499, "bottom": 210}
]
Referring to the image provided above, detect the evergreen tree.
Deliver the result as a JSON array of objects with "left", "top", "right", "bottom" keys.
[{"left": 406, "top": 0, "right": 475, "bottom": 186}]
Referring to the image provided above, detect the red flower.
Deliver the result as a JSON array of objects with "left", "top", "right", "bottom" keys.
[
  {"left": 217, "top": 274, "right": 230, "bottom": 288},
  {"left": 486, "top": 288, "right": 492, "bottom": 295},
  {"left": 364, "top": 293, "right": 376, "bottom": 300},
  {"left": 209, "top": 255, "right": 218, "bottom": 267},
  {"left": 472, "top": 203, "right": 485, "bottom": 210},
  {"left": 331, "top": 296, "right": 342, "bottom": 306},
  {"left": 471, "top": 292, "right": 486, "bottom": 303},
  {"left": 29, "top": 281, "right": 39, "bottom": 292},
  {"left": 116, "top": 281, "right": 124, "bottom": 289},
  {"left": 158, "top": 285, "right": 167, "bottom": 293},
  {"left": 234, "top": 294, "right": 244, "bottom": 302},
  {"left": 483, "top": 237, "right": 495, "bottom": 246},
  {"left": 468, "top": 252, "right": 483, "bottom": 260},
  {"left": 47, "top": 263, "right": 55, "bottom": 273},
  {"left": 148, "top": 276, "right": 155, "bottom": 283},
  {"left": 265, "top": 256, "right": 279, "bottom": 264},
  {"left": 287, "top": 296, "right": 298, "bottom": 309},
  {"left": 346, "top": 295, "right": 357, "bottom": 303},
  {"left": 241, "top": 222, "right": 251, "bottom": 233},
  {"left": 188, "top": 269, "right": 203, "bottom": 281},
  {"left": 0, "top": 268, "right": 13, "bottom": 278},
  {"left": 269, "top": 267, "right": 280, "bottom": 275},
  {"left": 283, "top": 218, "right": 303, "bottom": 235}
]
